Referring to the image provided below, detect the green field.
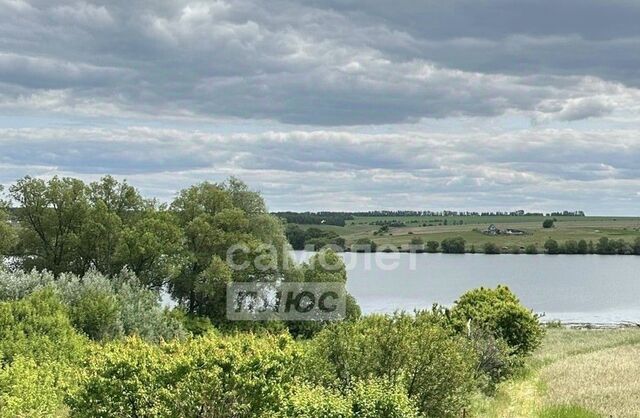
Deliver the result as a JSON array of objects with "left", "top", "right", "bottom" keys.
[
  {"left": 294, "top": 215, "right": 640, "bottom": 252},
  {"left": 472, "top": 327, "right": 640, "bottom": 417}
]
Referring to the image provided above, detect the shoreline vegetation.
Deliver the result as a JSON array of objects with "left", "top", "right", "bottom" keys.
[
  {"left": 1, "top": 176, "right": 637, "bottom": 416},
  {"left": 279, "top": 211, "right": 640, "bottom": 255}
]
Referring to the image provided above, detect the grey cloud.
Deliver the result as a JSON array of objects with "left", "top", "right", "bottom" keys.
[
  {"left": 2, "top": 126, "right": 640, "bottom": 214},
  {"left": 0, "top": 0, "right": 638, "bottom": 125}
]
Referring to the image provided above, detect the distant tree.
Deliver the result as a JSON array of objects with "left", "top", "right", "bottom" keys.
[
  {"left": 285, "top": 224, "right": 306, "bottom": 250},
  {"left": 351, "top": 238, "right": 377, "bottom": 252},
  {"left": 634, "top": 237, "right": 640, "bottom": 256},
  {"left": 542, "top": 219, "right": 554, "bottom": 229},
  {"left": 409, "top": 237, "right": 424, "bottom": 252},
  {"left": 577, "top": 239, "right": 589, "bottom": 254},
  {"left": 595, "top": 237, "right": 613, "bottom": 254},
  {"left": 483, "top": 242, "right": 500, "bottom": 254},
  {"left": 562, "top": 240, "right": 578, "bottom": 254},
  {"left": 544, "top": 239, "right": 560, "bottom": 254},
  {"left": 441, "top": 237, "right": 466, "bottom": 253},
  {"left": 524, "top": 244, "right": 538, "bottom": 255},
  {"left": 426, "top": 241, "right": 440, "bottom": 253}
]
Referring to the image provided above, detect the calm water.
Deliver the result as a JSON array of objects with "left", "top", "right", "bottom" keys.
[{"left": 292, "top": 251, "right": 640, "bottom": 324}]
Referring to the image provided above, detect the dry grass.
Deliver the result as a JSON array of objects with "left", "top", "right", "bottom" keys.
[
  {"left": 541, "top": 343, "right": 640, "bottom": 417},
  {"left": 471, "top": 328, "right": 640, "bottom": 418}
]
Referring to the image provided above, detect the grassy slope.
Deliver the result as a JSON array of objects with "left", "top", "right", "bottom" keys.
[
  {"left": 473, "top": 328, "right": 640, "bottom": 418},
  {"left": 294, "top": 216, "right": 640, "bottom": 251}
]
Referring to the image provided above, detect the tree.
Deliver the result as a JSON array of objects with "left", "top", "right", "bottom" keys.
[
  {"left": 441, "top": 237, "right": 466, "bottom": 253},
  {"left": 524, "top": 244, "right": 537, "bottom": 254},
  {"left": 563, "top": 240, "right": 578, "bottom": 254},
  {"left": 483, "top": 242, "right": 500, "bottom": 254},
  {"left": 409, "top": 237, "right": 424, "bottom": 252},
  {"left": 169, "top": 181, "right": 290, "bottom": 322},
  {"left": 0, "top": 186, "right": 17, "bottom": 256},
  {"left": 542, "top": 219, "right": 554, "bottom": 229},
  {"left": 544, "top": 239, "right": 560, "bottom": 254},
  {"left": 115, "top": 210, "right": 183, "bottom": 287},
  {"left": 10, "top": 176, "right": 89, "bottom": 275},
  {"left": 351, "top": 238, "right": 377, "bottom": 252},
  {"left": 426, "top": 241, "right": 440, "bottom": 253},
  {"left": 577, "top": 239, "right": 589, "bottom": 254}
]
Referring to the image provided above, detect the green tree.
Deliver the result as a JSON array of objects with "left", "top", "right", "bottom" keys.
[
  {"left": 525, "top": 244, "right": 538, "bottom": 254},
  {"left": 409, "top": 237, "right": 424, "bottom": 252},
  {"left": 544, "top": 239, "right": 560, "bottom": 254},
  {"left": 351, "top": 238, "right": 377, "bottom": 252},
  {"left": 0, "top": 186, "right": 17, "bottom": 256},
  {"left": 563, "top": 240, "right": 578, "bottom": 254},
  {"left": 441, "top": 237, "right": 466, "bottom": 253},
  {"left": 10, "top": 176, "right": 89, "bottom": 275},
  {"left": 426, "top": 240, "right": 440, "bottom": 253},
  {"left": 169, "top": 181, "right": 290, "bottom": 322},
  {"left": 483, "top": 242, "right": 500, "bottom": 254},
  {"left": 577, "top": 239, "right": 589, "bottom": 254},
  {"left": 542, "top": 219, "right": 554, "bottom": 228}
]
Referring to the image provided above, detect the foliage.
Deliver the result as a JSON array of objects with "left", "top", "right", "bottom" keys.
[
  {"left": 69, "top": 333, "right": 301, "bottom": 418},
  {"left": 426, "top": 240, "right": 440, "bottom": 253},
  {"left": 351, "top": 238, "right": 377, "bottom": 252},
  {"left": 544, "top": 239, "right": 560, "bottom": 254},
  {"left": 450, "top": 286, "right": 544, "bottom": 358},
  {"left": 441, "top": 236, "right": 466, "bottom": 253},
  {"left": 483, "top": 242, "right": 500, "bottom": 254},
  {"left": 0, "top": 269, "right": 185, "bottom": 343},
  {"left": 0, "top": 187, "right": 17, "bottom": 256},
  {"left": 307, "top": 312, "right": 476, "bottom": 417},
  {"left": 542, "top": 219, "right": 555, "bottom": 228}
]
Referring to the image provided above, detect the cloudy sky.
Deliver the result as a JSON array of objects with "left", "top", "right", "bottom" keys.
[{"left": 1, "top": 0, "right": 640, "bottom": 213}]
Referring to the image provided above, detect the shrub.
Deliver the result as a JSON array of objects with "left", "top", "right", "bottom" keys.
[
  {"left": 307, "top": 313, "right": 476, "bottom": 417},
  {"left": 69, "top": 333, "right": 301, "bottom": 418},
  {"left": 542, "top": 219, "right": 554, "bottom": 228},
  {"left": 349, "top": 379, "right": 419, "bottom": 418},
  {"left": 0, "top": 290, "right": 88, "bottom": 417},
  {"left": 351, "top": 238, "right": 377, "bottom": 252},
  {"left": 544, "top": 239, "right": 560, "bottom": 254},
  {"left": 284, "top": 384, "right": 352, "bottom": 418},
  {"left": 450, "top": 286, "right": 544, "bottom": 359},
  {"left": 426, "top": 240, "right": 440, "bottom": 253},
  {"left": 483, "top": 242, "right": 500, "bottom": 254},
  {"left": 441, "top": 237, "right": 466, "bottom": 253},
  {"left": 525, "top": 244, "right": 538, "bottom": 254}
]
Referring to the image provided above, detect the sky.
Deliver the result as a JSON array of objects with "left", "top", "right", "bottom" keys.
[{"left": 1, "top": 0, "right": 640, "bottom": 214}]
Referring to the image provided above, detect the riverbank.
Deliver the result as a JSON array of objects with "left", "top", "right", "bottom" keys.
[
  {"left": 287, "top": 215, "right": 640, "bottom": 254},
  {"left": 472, "top": 327, "right": 640, "bottom": 417}
]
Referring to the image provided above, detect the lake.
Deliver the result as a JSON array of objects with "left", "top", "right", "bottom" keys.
[{"left": 291, "top": 251, "right": 640, "bottom": 324}]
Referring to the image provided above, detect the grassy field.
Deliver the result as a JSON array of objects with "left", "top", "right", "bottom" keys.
[
  {"left": 295, "top": 215, "right": 640, "bottom": 251},
  {"left": 472, "top": 327, "right": 640, "bottom": 417}
]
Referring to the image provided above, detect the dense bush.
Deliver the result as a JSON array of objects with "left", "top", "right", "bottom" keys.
[
  {"left": 69, "top": 333, "right": 301, "bottom": 418},
  {"left": 307, "top": 313, "right": 476, "bottom": 417},
  {"left": 0, "top": 290, "right": 88, "bottom": 417},
  {"left": 483, "top": 242, "right": 500, "bottom": 254},
  {"left": 451, "top": 286, "right": 544, "bottom": 358},
  {"left": 441, "top": 236, "right": 466, "bottom": 253},
  {"left": 0, "top": 269, "right": 185, "bottom": 342}
]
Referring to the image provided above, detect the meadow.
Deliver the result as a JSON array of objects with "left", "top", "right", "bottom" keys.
[
  {"left": 473, "top": 327, "right": 640, "bottom": 417},
  {"left": 293, "top": 215, "right": 640, "bottom": 252}
]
